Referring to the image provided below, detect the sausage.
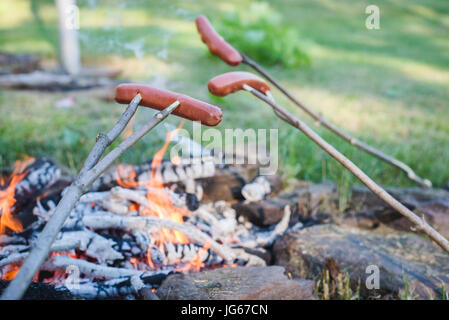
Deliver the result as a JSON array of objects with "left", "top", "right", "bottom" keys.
[
  {"left": 195, "top": 15, "right": 242, "bottom": 66},
  {"left": 115, "top": 84, "right": 223, "bottom": 126},
  {"left": 208, "top": 72, "right": 271, "bottom": 97}
]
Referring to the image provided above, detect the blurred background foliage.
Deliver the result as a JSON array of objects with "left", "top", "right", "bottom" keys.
[{"left": 217, "top": 2, "right": 311, "bottom": 67}]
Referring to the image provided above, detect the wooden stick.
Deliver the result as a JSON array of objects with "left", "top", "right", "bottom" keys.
[
  {"left": 243, "top": 84, "right": 449, "bottom": 253},
  {"left": 241, "top": 54, "right": 431, "bottom": 188},
  {"left": 0, "top": 99, "right": 180, "bottom": 300}
]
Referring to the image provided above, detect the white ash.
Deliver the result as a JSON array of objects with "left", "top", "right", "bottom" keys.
[
  {"left": 241, "top": 176, "right": 271, "bottom": 202},
  {"left": 256, "top": 205, "right": 293, "bottom": 247},
  {"left": 130, "top": 275, "right": 145, "bottom": 291},
  {"left": 56, "top": 230, "right": 123, "bottom": 263}
]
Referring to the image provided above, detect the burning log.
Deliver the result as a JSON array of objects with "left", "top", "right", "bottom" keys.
[
  {"left": 0, "top": 228, "right": 125, "bottom": 268},
  {"left": 0, "top": 244, "right": 29, "bottom": 257},
  {"left": 83, "top": 211, "right": 264, "bottom": 266},
  {"left": 13, "top": 158, "right": 66, "bottom": 199},
  {"left": 82, "top": 213, "right": 234, "bottom": 262},
  {"left": 1, "top": 158, "right": 71, "bottom": 232},
  {"left": 56, "top": 230, "right": 123, "bottom": 263},
  {"left": 41, "top": 255, "right": 143, "bottom": 279},
  {"left": 91, "top": 156, "right": 216, "bottom": 192}
]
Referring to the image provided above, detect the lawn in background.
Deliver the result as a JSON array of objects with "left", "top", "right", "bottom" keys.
[{"left": 0, "top": 0, "right": 448, "bottom": 194}]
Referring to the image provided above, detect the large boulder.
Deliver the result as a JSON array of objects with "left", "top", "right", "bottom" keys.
[
  {"left": 273, "top": 224, "right": 449, "bottom": 299},
  {"left": 157, "top": 266, "right": 316, "bottom": 300}
]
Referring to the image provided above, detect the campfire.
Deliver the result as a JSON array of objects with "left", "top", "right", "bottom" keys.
[{"left": 0, "top": 124, "right": 285, "bottom": 299}]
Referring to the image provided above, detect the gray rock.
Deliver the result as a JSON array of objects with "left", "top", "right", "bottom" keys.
[
  {"left": 347, "top": 186, "right": 449, "bottom": 237},
  {"left": 274, "top": 224, "right": 449, "bottom": 299},
  {"left": 233, "top": 182, "right": 338, "bottom": 227},
  {"left": 351, "top": 186, "right": 449, "bottom": 208},
  {"left": 157, "top": 266, "right": 317, "bottom": 300}
]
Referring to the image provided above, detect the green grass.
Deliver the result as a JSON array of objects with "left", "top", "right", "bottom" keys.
[{"left": 0, "top": 0, "right": 448, "bottom": 189}]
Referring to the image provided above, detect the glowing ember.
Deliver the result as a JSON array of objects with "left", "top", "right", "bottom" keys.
[
  {"left": 1, "top": 263, "right": 20, "bottom": 281},
  {"left": 0, "top": 158, "right": 35, "bottom": 234},
  {"left": 175, "top": 242, "right": 211, "bottom": 273}
]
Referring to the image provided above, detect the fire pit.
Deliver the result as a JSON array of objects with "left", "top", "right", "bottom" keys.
[
  {"left": 0, "top": 138, "right": 288, "bottom": 299},
  {"left": 2, "top": 153, "right": 449, "bottom": 300}
]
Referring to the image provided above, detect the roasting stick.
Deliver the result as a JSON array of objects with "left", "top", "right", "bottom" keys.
[
  {"left": 2, "top": 85, "right": 224, "bottom": 300},
  {"left": 196, "top": 15, "right": 431, "bottom": 188},
  {"left": 208, "top": 72, "right": 449, "bottom": 253}
]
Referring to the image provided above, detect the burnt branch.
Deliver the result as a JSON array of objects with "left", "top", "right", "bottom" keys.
[
  {"left": 41, "top": 255, "right": 142, "bottom": 279},
  {"left": 0, "top": 239, "right": 80, "bottom": 268}
]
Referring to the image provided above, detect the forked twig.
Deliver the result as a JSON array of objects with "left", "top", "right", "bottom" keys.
[{"left": 0, "top": 96, "right": 180, "bottom": 300}]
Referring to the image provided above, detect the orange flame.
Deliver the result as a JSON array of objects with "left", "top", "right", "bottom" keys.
[
  {"left": 116, "top": 164, "right": 139, "bottom": 189},
  {"left": 114, "top": 121, "right": 193, "bottom": 270},
  {"left": 141, "top": 120, "right": 190, "bottom": 253},
  {"left": 0, "top": 158, "right": 34, "bottom": 234}
]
